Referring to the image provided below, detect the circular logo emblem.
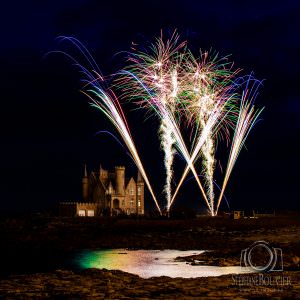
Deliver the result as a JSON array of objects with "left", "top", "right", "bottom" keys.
[{"left": 245, "top": 241, "right": 277, "bottom": 272}]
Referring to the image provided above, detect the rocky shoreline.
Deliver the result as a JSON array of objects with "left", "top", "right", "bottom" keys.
[
  {"left": 0, "top": 215, "right": 299, "bottom": 298},
  {"left": 0, "top": 268, "right": 299, "bottom": 299}
]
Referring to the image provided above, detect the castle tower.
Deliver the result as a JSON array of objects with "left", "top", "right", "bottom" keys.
[
  {"left": 82, "top": 164, "right": 89, "bottom": 202},
  {"left": 99, "top": 164, "right": 108, "bottom": 180},
  {"left": 115, "top": 166, "right": 125, "bottom": 195},
  {"left": 136, "top": 170, "right": 144, "bottom": 214}
]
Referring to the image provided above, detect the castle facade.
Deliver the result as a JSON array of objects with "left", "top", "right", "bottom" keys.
[{"left": 60, "top": 165, "right": 145, "bottom": 217}]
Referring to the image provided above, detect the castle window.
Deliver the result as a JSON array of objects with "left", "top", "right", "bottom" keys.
[
  {"left": 78, "top": 210, "right": 85, "bottom": 217},
  {"left": 130, "top": 188, "right": 134, "bottom": 195},
  {"left": 138, "top": 200, "right": 141, "bottom": 207},
  {"left": 130, "top": 199, "right": 134, "bottom": 207},
  {"left": 87, "top": 210, "right": 94, "bottom": 217},
  {"left": 137, "top": 187, "right": 141, "bottom": 195}
]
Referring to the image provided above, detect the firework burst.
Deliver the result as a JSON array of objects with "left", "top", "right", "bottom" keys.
[
  {"left": 116, "top": 33, "right": 263, "bottom": 216},
  {"left": 55, "top": 33, "right": 263, "bottom": 216}
]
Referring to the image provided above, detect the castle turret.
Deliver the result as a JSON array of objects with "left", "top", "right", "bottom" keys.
[
  {"left": 82, "top": 164, "right": 89, "bottom": 202},
  {"left": 137, "top": 169, "right": 143, "bottom": 183},
  {"left": 115, "top": 166, "right": 125, "bottom": 195},
  {"left": 136, "top": 169, "right": 144, "bottom": 214}
]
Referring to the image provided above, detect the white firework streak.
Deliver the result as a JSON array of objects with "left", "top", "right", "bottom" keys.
[
  {"left": 198, "top": 95, "right": 216, "bottom": 215},
  {"left": 215, "top": 90, "right": 264, "bottom": 215},
  {"left": 170, "top": 99, "right": 224, "bottom": 215},
  {"left": 201, "top": 132, "right": 215, "bottom": 213},
  {"left": 154, "top": 95, "right": 212, "bottom": 213},
  {"left": 83, "top": 86, "right": 162, "bottom": 215},
  {"left": 160, "top": 117, "right": 176, "bottom": 211},
  {"left": 159, "top": 69, "right": 178, "bottom": 211}
]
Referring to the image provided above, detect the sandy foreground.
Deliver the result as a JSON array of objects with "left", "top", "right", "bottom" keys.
[{"left": 0, "top": 215, "right": 299, "bottom": 299}]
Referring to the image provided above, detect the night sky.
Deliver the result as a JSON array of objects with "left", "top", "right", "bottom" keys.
[{"left": 1, "top": 0, "right": 299, "bottom": 214}]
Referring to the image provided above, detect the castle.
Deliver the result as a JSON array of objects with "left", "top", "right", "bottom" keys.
[{"left": 60, "top": 165, "right": 145, "bottom": 217}]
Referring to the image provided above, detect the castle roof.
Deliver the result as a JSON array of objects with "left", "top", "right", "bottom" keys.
[
  {"left": 87, "top": 165, "right": 140, "bottom": 193},
  {"left": 92, "top": 171, "right": 134, "bottom": 191}
]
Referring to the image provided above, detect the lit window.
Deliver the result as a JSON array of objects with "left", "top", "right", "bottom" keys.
[
  {"left": 78, "top": 210, "right": 85, "bottom": 217},
  {"left": 137, "top": 187, "right": 141, "bottom": 195},
  {"left": 130, "top": 189, "right": 134, "bottom": 195},
  {"left": 87, "top": 210, "right": 94, "bottom": 217},
  {"left": 130, "top": 200, "right": 134, "bottom": 207},
  {"left": 138, "top": 200, "right": 141, "bottom": 207}
]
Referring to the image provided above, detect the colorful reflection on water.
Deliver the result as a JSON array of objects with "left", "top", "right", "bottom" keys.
[{"left": 74, "top": 249, "right": 251, "bottom": 278}]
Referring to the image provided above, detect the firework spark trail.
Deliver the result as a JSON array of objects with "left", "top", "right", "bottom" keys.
[
  {"left": 162, "top": 69, "right": 179, "bottom": 210},
  {"left": 183, "top": 174, "right": 231, "bottom": 210},
  {"left": 195, "top": 92, "right": 217, "bottom": 214},
  {"left": 83, "top": 86, "right": 162, "bottom": 215},
  {"left": 116, "top": 34, "right": 193, "bottom": 212},
  {"left": 156, "top": 67, "right": 178, "bottom": 211},
  {"left": 170, "top": 98, "right": 224, "bottom": 214},
  {"left": 118, "top": 66, "right": 213, "bottom": 212},
  {"left": 118, "top": 61, "right": 211, "bottom": 213},
  {"left": 160, "top": 117, "right": 175, "bottom": 210},
  {"left": 202, "top": 133, "right": 215, "bottom": 212},
  {"left": 215, "top": 82, "right": 264, "bottom": 215},
  {"left": 168, "top": 51, "right": 240, "bottom": 215},
  {"left": 162, "top": 102, "right": 213, "bottom": 212},
  {"left": 56, "top": 35, "right": 263, "bottom": 216},
  {"left": 120, "top": 34, "right": 225, "bottom": 213},
  {"left": 117, "top": 37, "right": 239, "bottom": 215},
  {"left": 53, "top": 37, "right": 162, "bottom": 214},
  {"left": 160, "top": 68, "right": 182, "bottom": 211},
  {"left": 98, "top": 44, "right": 261, "bottom": 216},
  {"left": 183, "top": 51, "right": 243, "bottom": 215},
  {"left": 116, "top": 67, "right": 185, "bottom": 211},
  {"left": 135, "top": 78, "right": 213, "bottom": 212}
]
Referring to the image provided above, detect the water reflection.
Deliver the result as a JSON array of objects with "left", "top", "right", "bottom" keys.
[{"left": 74, "top": 249, "right": 251, "bottom": 278}]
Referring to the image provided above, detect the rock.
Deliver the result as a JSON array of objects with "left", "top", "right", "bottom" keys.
[{"left": 1, "top": 269, "right": 299, "bottom": 299}]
